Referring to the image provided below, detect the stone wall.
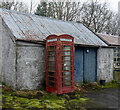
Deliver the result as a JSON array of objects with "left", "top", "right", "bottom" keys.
[
  {"left": 97, "top": 48, "right": 114, "bottom": 82},
  {"left": 2, "top": 20, "right": 16, "bottom": 89},
  {"left": 1, "top": 19, "right": 46, "bottom": 90},
  {"left": 118, "top": 1, "right": 120, "bottom": 36},
  {"left": 16, "top": 41, "right": 45, "bottom": 90},
  {"left": 0, "top": 16, "right": 2, "bottom": 83}
]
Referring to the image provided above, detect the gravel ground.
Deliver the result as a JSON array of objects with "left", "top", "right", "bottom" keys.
[{"left": 85, "top": 87, "right": 120, "bottom": 109}]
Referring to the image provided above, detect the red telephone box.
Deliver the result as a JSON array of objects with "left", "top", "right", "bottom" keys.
[{"left": 46, "top": 34, "right": 74, "bottom": 94}]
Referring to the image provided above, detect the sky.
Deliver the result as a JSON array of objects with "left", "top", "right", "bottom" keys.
[
  {"left": 103, "top": 0, "right": 120, "bottom": 12},
  {"left": 6, "top": 0, "right": 120, "bottom": 13}
]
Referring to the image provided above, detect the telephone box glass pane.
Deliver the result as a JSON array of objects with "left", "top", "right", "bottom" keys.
[
  {"left": 62, "top": 45, "right": 72, "bottom": 87},
  {"left": 48, "top": 56, "right": 55, "bottom": 61},
  {"left": 63, "top": 51, "right": 71, "bottom": 55},
  {"left": 63, "top": 46, "right": 71, "bottom": 50},
  {"left": 64, "top": 56, "right": 71, "bottom": 61},
  {"left": 63, "top": 61, "right": 71, "bottom": 66},
  {"left": 64, "top": 82, "right": 72, "bottom": 86},
  {"left": 49, "top": 82, "right": 55, "bottom": 87},
  {"left": 64, "top": 72, "right": 71, "bottom": 76},
  {"left": 48, "top": 61, "right": 55, "bottom": 66},
  {"left": 49, "top": 72, "right": 55, "bottom": 76},
  {"left": 49, "top": 77, "right": 55, "bottom": 81},
  {"left": 64, "top": 77, "right": 71, "bottom": 82},
  {"left": 48, "top": 46, "right": 55, "bottom": 50},
  {"left": 48, "top": 66, "right": 55, "bottom": 71},
  {"left": 48, "top": 51, "right": 55, "bottom": 56},
  {"left": 63, "top": 66, "right": 71, "bottom": 71}
]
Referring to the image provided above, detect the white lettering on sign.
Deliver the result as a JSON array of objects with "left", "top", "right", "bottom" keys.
[
  {"left": 60, "top": 38, "right": 72, "bottom": 42},
  {"left": 47, "top": 38, "right": 57, "bottom": 42}
]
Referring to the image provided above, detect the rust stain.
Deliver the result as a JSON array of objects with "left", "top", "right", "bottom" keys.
[{"left": 0, "top": 8, "right": 107, "bottom": 46}]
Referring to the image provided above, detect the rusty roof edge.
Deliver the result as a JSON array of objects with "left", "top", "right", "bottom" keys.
[
  {"left": 74, "top": 44, "right": 114, "bottom": 48},
  {"left": 100, "top": 46, "right": 116, "bottom": 48},
  {"left": 16, "top": 38, "right": 115, "bottom": 48},
  {"left": 96, "top": 33, "right": 111, "bottom": 46},
  {"left": 97, "top": 33, "right": 119, "bottom": 38},
  {"left": 97, "top": 33, "right": 120, "bottom": 46},
  {"left": 74, "top": 43, "right": 100, "bottom": 47},
  {"left": 16, "top": 39, "right": 46, "bottom": 45}
]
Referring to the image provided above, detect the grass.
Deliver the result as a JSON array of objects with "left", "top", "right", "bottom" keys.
[
  {"left": 2, "top": 85, "right": 88, "bottom": 109},
  {"left": 1, "top": 81, "right": 120, "bottom": 109}
]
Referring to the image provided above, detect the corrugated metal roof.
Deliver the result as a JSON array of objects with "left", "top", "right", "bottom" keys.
[
  {"left": 97, "top": 33, "right": 119, "bottom": 46},
  {"left": 0, "top": 8, "right": 107, "bottom": 46}
]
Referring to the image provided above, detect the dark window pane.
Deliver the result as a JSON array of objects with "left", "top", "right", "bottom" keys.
[
  {"left": 117, "top": 58, "right": 120, "bottom": 61},
  {"left": 64, "top": 82, "right": 72, "bottom": 86},
  {"left": 49, "top": 82, "right": 55, "bottom": 87},
  {"left": 48, "top": 46, "right": 55, "bottom": 51},
  {"left": 48, "top": 61, "right": 56, "bottom": 66},
  {"left": 48, "top": 56, "right": 55, "bottom": 61},
  {"left": 117, "top": 62, "right": 120, "bottom": 66},
  {"left": 49, "top": 72, "right": 55, "bottom": 76},
  {"left": 117, "top": 53, "right": 120, "bottom": 57},
  {"left": 48, "top": 66, "right": 55, "bottom": 71},
  {"left": 49, "top": 77, "right": 55, "bottom": 81},
  {"left": 48, "top": 51, "right": 55, "bottom": 56}
]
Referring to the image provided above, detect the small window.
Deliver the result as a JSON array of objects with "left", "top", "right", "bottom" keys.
[{"left": 114, "top": 48, "right": 120, "bottom": 68}]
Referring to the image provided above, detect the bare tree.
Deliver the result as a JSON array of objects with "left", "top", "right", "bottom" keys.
[
  {"left": 0, "top": 0, "right": 14, "bottom": 10},
  {"left": 104, "top": 14, "right": 119, "bottom": 35},
  {"left": 35, "top": 1, "right": 83, "bottom": 21},
  {"left": 29, "top": 0, "right": 38, "bottom": 13},
  {"left": 78, "top": 0, "right": 113, "bottom": 33},
  {"left": 0, "top": 0, "right": 29, "bottom": 13},
  {"left": 13, "top": 1, "right": 29, "bottom": 13}
]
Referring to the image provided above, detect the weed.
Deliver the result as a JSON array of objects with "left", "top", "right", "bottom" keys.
[{"left": 2, "top": 82, "right": 5, "bottom": 85}]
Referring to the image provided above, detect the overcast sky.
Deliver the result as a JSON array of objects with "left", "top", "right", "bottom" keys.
[{"left": 9, "top": 0, "right": 120, "bottom": 13}]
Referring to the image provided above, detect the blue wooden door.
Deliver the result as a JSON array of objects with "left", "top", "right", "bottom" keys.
[
  {"left": 84, "top": 48, "right": 97, "bottom": 83},
  {"left": 75, "top": 47, "right": 83, "bottom": 83},
  {"left": 74, "top": 47, "right": 97, "bottom": 83}
]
